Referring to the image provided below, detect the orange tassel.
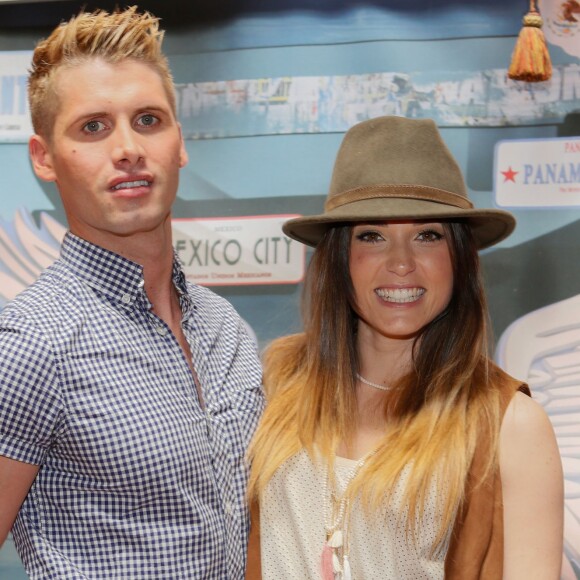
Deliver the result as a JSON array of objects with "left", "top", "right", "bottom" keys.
[{"left": 508, "top": 0, "right": 552, "bottom": 82}]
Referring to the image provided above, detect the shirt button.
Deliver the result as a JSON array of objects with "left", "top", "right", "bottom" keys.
[
  {"left": 120, "top": 293, "right": 131, "bottom": 305},
  {"left": 225, "top": 501, "right": 233, "bottom": 515},
  {"left": 155, "top": 325, "right": 168, "bottom": 336}
]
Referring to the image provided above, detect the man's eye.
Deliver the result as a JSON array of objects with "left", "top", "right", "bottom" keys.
[
  {"left": 83, "top": 120, "right": 105, "bottom": 133},
  {"left": 137, "top": 114, "right": 159, "bottom": 127}
]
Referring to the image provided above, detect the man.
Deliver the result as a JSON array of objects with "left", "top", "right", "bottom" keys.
[{"left": 0, "top": 7, "right": 264, "bottom": 579}]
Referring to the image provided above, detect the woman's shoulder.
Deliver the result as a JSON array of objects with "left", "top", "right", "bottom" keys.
[
  {"left": 501, "top": 390, "right": 554, "bottom": 440},
  {"left": 500, "top": 386, "right": 560, "bottom": 489}
]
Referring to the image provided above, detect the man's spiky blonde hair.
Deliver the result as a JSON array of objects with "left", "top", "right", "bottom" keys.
[{"left": 28, "top": 6, "right": 175, "bottom": 138}]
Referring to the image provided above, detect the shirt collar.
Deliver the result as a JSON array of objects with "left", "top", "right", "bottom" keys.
[{"left": 60, "top": 232, "right": 191, "bottom": 312}]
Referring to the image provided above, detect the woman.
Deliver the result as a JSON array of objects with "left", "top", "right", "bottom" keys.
[{"left": 246, "top": 116, "right": 563, "bottom": 579}]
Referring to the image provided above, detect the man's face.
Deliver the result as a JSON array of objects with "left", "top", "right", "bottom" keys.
[{"left": 30, "top": 58, "right": 188, "bottom": 248}]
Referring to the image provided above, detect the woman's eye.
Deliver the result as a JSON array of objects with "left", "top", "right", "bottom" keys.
[
  {"left": 417, "top": 229, "right": 444, "bottom": 242},
  {"left": 137, "top": 114, "right": 159, "bottom": 127},
  {"left": 355, "top": 230, "right": 384, "bottom": 243},
  {"left": 83, "top": 120, "right": 105, "bottom": 133}
]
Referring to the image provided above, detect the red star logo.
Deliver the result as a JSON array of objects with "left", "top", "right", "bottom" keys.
[{"left": 501, "top": 166, "right": 518, "bottom": 183}]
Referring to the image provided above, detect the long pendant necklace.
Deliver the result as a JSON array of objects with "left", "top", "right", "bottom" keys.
[
  {"left": 356, "top": 373, "right": 391, "bottom": 392},
  {"left": 321, "top": 449, "right": 377, "bottom": 580}
]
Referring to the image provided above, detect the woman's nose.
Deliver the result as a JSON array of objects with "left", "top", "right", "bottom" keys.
[{"left": 386, "top": 242, "right": 416, "bottom": 276}]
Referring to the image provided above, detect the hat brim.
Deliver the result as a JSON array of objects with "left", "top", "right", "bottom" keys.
[{"left": 282, "top": 197, "right": 515, "bottom": 250}]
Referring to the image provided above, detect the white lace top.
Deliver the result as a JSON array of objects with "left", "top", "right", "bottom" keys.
[{"left": 260, "top": 449, "right": 452, "bottom": 579}]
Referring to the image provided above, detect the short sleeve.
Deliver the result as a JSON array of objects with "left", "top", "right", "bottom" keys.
[{"left": 0, "top": 317, "right": 64, "bottom": 465}]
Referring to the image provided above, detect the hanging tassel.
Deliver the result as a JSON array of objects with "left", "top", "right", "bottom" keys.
[
  {"left": 320, "top": 543, "right": 335, "bottom": 580},
  {"left": 508, "top": 0, "right": 552, "bottom": 82},
  {"left": 343, "top": 555, "right": 352, "bottom": 580}
]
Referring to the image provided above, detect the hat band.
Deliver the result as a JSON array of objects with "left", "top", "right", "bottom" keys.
[{"left": 325, "top": 184, "right": 473, "bottom": 212}]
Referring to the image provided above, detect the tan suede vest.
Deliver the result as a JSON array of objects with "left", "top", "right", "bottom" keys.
[{"left": 246, "top": 368, "right": 530, "bottom": 580}]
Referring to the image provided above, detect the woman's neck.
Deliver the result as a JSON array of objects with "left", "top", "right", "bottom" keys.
[
  {"left": 337, "top": 327, "right": 415, "bottom": 460},
  {"left": 357, "top": 331, "right": 413, "bottom": 388}
]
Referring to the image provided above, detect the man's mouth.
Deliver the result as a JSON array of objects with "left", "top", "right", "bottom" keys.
[
  {"left": 111, "top": 180, "right": 150, "bottom": 191},
  {"left": 375, "top": 287, "right": 425, "bottom": 303}
]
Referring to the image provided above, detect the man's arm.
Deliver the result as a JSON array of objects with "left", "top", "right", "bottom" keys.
[
  {"left": 0, "top": 319, "right": 61, "bottom": 548},
  {"left": 0, "top": 456, "right": 39, "bottom": 547},
  {"left": 500, "top": 391, "right": 564, "bottom": 580}
]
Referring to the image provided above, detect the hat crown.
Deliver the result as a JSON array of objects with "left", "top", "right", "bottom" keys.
[{"left": 329, "top": 116, "right": 467, "bottom": 202}]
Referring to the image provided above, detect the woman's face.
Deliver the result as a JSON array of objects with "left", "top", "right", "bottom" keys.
[{"left": 349, "top": 221, "right": 454, "bottom": 345}]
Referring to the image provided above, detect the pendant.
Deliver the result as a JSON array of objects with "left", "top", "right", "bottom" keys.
[
  {"left": 320, "top": 543, "right": 335, "bottom": 580},
  {"left": 327, "top": 529, "right": 343, "bottom": 548}
]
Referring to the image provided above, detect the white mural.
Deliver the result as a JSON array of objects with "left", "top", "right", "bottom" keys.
[{"left": 0, "top": 209, "right": 65, "bottom": 308}]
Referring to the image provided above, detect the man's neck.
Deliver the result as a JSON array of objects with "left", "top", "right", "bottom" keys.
[
  {"left": 72, "top": 224, "right": 179, "bottom": 324},
  {"left": 124, "top": 232, "right": 180, "bottom": 326}
]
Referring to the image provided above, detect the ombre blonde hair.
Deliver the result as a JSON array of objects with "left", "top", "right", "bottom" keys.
[
  {"left": 248, "top": 221, "right": 507, "bottom": 551},
  {"left": 28, "top": 6, "right": 175, "bottom": 139}
]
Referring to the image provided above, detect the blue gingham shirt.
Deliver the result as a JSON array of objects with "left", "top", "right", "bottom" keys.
[{"left": 0, "top": 233, "right": 264, "bottom": 579}]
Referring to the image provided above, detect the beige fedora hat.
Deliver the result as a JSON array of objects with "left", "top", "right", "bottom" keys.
[{"left": 283, "top": 116, "right": 515, "bottom": 250}]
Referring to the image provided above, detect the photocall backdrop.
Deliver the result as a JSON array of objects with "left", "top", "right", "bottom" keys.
[{"left": 0, "top": 0, "right": 578, "bottom": 577}]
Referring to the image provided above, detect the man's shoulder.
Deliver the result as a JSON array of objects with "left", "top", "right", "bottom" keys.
[{"left": 1, "top": 260, "right": 82, "bottom": 328}]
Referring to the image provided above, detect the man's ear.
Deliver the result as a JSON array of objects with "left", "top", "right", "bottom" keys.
[
  {"left": 177, "top": 124, "right": 188, "bottom": 168},
  {"left": 29, "top": 134, "right": 57, "bottom": 182}
]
